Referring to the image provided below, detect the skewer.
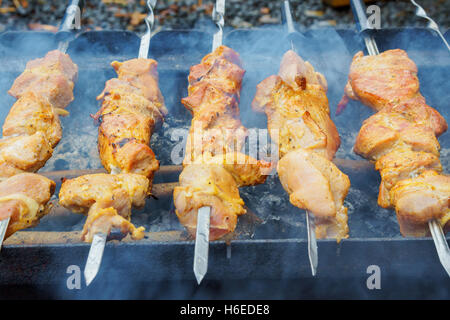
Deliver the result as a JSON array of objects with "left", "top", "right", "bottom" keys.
[
  {"left": 193, "top": 0, "right": 225, "bottom": 285},
  {"left": 57, "top": 0, "right": 85, "bottom": 54},
  {"left": 40, "top": 158, "right": 371, "bottom": 182},
  {"left": 0, "top": 218, "right": 9, "bottom": 252},
  {"left": 350, "top": 0, "right": 450, "bottom": 277},
  {"left": 0, "top": 0, "right": 84, "bottom": 253},
  {"left": 193, "top": 206, "right": 210, "bottom": 284},
  {"left": 83, "top": 0, "right": 157, "bottom": 286},
  {"left": 281, "top": 0, "right": 318, "bottom": 276},
  {"left": 410, "top": 0, "right": 450, "bottom": 51}
]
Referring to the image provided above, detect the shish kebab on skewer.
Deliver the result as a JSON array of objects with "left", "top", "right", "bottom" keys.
[
  {"left": 173, "top": 0, "right": 271, "bottom": 284},
  {"left": 0, "top": 1, "right": 83, "bottom": 248},
  {"left": 252, "top": 1, "right": 350, "bottom": 278},
  {"left": 59, "top": 0, "right": 166, "bottom": 285},
  {"left": 245, "top": 0, "right": 350, "bottom": 276},
  {"left": 252, "top": 53, "right": 350, "bottom": 241},
  {"left": 338, "top": 0, "right": 450, "bottom": 276}
]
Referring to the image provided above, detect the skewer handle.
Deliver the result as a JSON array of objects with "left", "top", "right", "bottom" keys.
[
  {"left": 58, "top": 0, "right": 85, "bottom": 33},
  {"left": 138, "top": 0, "right": 157, "bottom": 59},
  {"left": 57, "top": 0, "right": 85, "bottom": 53},
  {"left": 280, "top": 0, "right": 296, "bottom": 36},
  {"left": 350, "top": 0, "right": 371, "bottom": 33},
  {"left": 350, "top": 0, "right": 379, "bottom": 55},
  {"left": 212, "top": 0, "right": 225, "bottom": 51},
  {"left": 410, "top": 0, "right": 450, "bottom": 52}
]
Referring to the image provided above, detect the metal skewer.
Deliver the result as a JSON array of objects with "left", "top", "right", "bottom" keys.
[
  {"left": 0, "top": 218, "right": 9, "bottom": 252},
  {"left": 193, "top": 0, "right": 225, "bottom": 285},
  {"left": 0, "top": 0, "right": 85, "bottom": 254},
  {"left": 83, "top": 0, "right": 157, "bottom": 287},
  {"left": 350, "top": 0, "right": 450, "bottom": 278},
  {"left": 281, "top": 0, "right": 318, "bottom": 277},
  {"left": 57, "top": 0, "right": 85, "bottom": 54},
  {"left": 410, "top": 0, "right": 450, "bottom": 51}
]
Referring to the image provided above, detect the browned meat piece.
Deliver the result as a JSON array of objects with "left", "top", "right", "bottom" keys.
[
  {"left": 338, "top": 49, "right": 447, "bottom": 136},
  {"left": 277, "top": 149, "right": 350, "bottom": 239},
  {"left": 3, "top": 91, "right": 63, "bottom": 147},
  {"left": 82, "top": 206, "right": 145, "bottom": 242},
  {"left": 174, "top": 45, "right": 270, "bottom": 240},
  {"left": 59, "top": 173, "right": 149, "bottom": 242},
  {"left": 0, "top": 50, "right": 77, "bottom": 180},
  {"left": 341, "top": 49, "right": 449, "bottom": 236},
  {"left": 375, "top": 149, "right": 442, "bottom": 208},
  {"left": 189, "top": 152, "right": 273, "bottom": 187},
  {"left": 354, "top": 111, "right": 440, "bottom": 160},
  {"left": 0, "top": 50, "right": 76, "bottom": 237},
  {"left": 390, "top": 171, "right": 450, "bottom": 237},
  {"left": 0, "top": 173, "right": 55, "bottom": 239},
  {"left": 9, "top": 50, "right": 77, "bottom": 110},
  {"left": 109, "top": 59, "right": 166, "bottom": 107},
  {"left": 94, "top": 58, "right": 166, "bottom": 179},
  {"left": 252, "top": 50, "right": 350, "bottom": 241},
  {"left": 174, "top": 164, "right": 245, "bottom": 241},
  {"left": 0, "top": 132, "right": 53, "bottom": 176}
]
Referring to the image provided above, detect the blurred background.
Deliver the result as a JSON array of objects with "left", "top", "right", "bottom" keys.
[{"left": 0, "top": 0, "right": 448, "bottom": 34}]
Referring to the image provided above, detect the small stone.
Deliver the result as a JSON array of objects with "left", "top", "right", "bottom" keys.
[{"left": 258, "top": 14, "right": 279, "bottom": 24}]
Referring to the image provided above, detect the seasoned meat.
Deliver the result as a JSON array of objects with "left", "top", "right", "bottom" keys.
[
  {"left": 340, "top": 49, "right": 449, "bottom": 236},
  {"left": 174, "top": 164, "right": 245, "bottom": 241},
  {"left": 0, "top": 50, "right": 77, "bottom": 180},
  {"left": 94, "top": 58, "right": 166, "bottom": 178},
  {"left": 174, "top": 45, "right": 270, "bottom": 240},
  {"left": 3, "top": 91, "right": 63, "bottom": 147},
  {"left": 0, "top": 173, "right": 55, "bottom": 239},
  {"left": 9, "top": 50, "right": 77, "bottom": 110},
  {"left": 59, "top": 173, "right": 149, "bottom": 242},
  {"left": 253, "top": 50, "right": 350, "bottom": 241},
  {"left": 0, "top": 132, "right": 53, "bottom": 176}
]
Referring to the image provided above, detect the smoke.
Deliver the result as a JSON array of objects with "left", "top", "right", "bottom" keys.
[{"left": 0, "top": 23, "right": 449, "bottom": 299}]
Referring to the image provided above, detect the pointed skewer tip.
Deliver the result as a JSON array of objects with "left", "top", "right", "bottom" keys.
[
  {"left": 0, "top": 218, "right": 10, "bottom": 252},
  {"left": 306, "top": 211, "right": 318, "bottom": 277},
  {"left": 84, "top": 232, "right": 107, "bottom": 286},
  {"left": 193, "top": 206, "right": 210, "bottom": 285},
  {"left": 428, "top": 220, "right": 450, "bottom": 278}
]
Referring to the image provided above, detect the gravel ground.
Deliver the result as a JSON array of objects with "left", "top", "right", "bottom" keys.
[{"left": 0, "top": 0, "right": 448, "bottom": 33}]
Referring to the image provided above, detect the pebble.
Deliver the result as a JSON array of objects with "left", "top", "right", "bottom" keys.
[{"left": 0, "top": 0, "right": 446, "bottom": 32}]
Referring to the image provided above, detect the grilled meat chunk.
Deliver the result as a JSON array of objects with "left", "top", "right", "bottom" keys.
[
  {"left": 174, "top": 164, "right": 245, "bottom": 241},
  {"left": 0, "top": 50, "right": 77, "bottom": 180},
  {"left": 0, "top": 132, "right": 53, "bottom": 176},
  {"left": 277, "top": 149, "right": 350, "bottom": 239},
  {"left": 3, "top": 91, "right": 63, "bottom": 147},
  {"left": 338, "top": 49, "right": 447, "bottom": 136},
  {"left": 340, "top": 49, "right": 449, "bottom": 236},
  {"left": 174, "top": 45, "right": 270, "bottom": 240},
  {"left": 189, "top": 152, "right": 272, "bottom": 187},
  {"left": 390, "top": 171, "right": 450, "bottom": 237},
  {"left": 82, "top": 206, "right": 145, "bottom": 243},
  {"left": 9, "top": 50, "right": 77, "bottom": 110},
  {"left": 252, "top": 50, "right": 350, "bottom": 241},
  {"left": 59, "top": 173, "right": 149, "bottom": 242},
  {"left": 0, "top": 173, "right": 55, "bottom": 239},
  {"left": 95, "top": 58, "right": 166, "bottom": 178}
]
